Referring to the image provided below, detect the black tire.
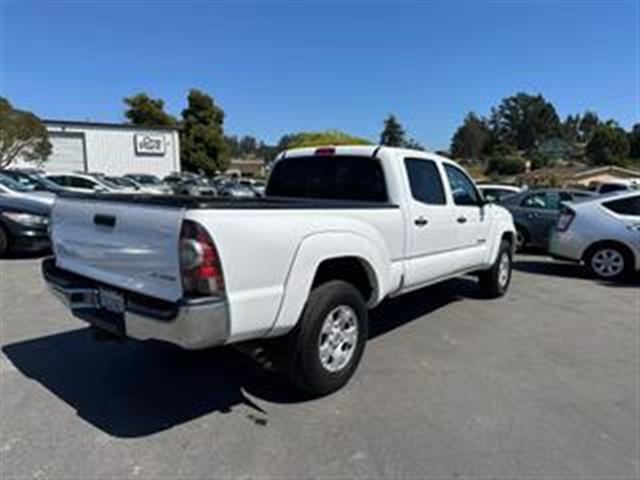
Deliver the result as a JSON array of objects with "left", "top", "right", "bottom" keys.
[
  {"left": 515, "top": 226, "right": 528, "bottom": 252},
  {"left": 478, "top": 239, "right": 513, "bottom": 298},
  {"left": 0, "top": 225, "right": 9, "bottom": 257},
  {"left": 285, "top": 280, "right": 368, "bottom": 396},
  {"left": 584, "top": 242, "right": 631, "bottom": 280}
]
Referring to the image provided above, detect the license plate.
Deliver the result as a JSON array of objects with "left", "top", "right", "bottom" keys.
[{"left": 98, "top": 288, "right": 125, "bottom": 314}]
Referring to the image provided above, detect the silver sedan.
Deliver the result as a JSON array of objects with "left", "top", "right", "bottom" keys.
[{"left": 548, "top": 192, "right": 639, "bottom": 280}]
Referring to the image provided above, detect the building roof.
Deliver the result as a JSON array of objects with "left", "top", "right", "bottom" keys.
[
  {"left": 571, "top": 165, "right": 640, "bottom": 180},
  {"left": 44, "top": 119, "right": 179, "bottom": 132},
  {"left": 518, "top": 163, "right": 640, "bottom": 185}
]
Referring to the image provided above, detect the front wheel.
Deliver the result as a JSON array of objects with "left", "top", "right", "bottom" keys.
[
  {"left": 286, "top": 280, "right": 368, "bottom": 396},
  {"left": 478, "top": 239, "right": 513, "bottom": 298}
]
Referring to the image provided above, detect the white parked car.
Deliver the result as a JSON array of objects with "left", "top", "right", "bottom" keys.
[
  {"left": 477, "top": 184, "right": 522, "bottom": 203},
  {"left": 592, "top": 179, "right": 639, "bottom": 195},
  {"left": 43, "top": 146, "right": 516, "bottom": 395},
  {"left": 123, "top": 174, "right": 173, "bottom": 195},
  {"left": 45, "top": 173, "right": 126, "bottom": 194},
  {"left": 549, "top": 191, "right": 639, "bottom": 280}
]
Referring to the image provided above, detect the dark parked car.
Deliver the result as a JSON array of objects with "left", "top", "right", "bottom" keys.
[
  {"left": 499, "top": 188, "right": 597, "bottom": 251},
  {"left": 0, "top": 193, "right": 51, "bottom": 256},
  {"left": 1, "top": 169, "right": 65, "bottom": 194}
]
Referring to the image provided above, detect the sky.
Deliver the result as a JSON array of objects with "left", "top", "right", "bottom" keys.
[{"left": 1, "top": 0, "right": 638, "bottom": 150}]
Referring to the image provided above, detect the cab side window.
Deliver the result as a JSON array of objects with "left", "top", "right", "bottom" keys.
[
  {"left": 443, "top": 164, "right": 480, "bottom": 206},
  {"left": 404, "top": 158, "right": 446, "bottom": 205}
]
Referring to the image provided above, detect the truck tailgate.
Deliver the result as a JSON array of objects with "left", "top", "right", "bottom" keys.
[{"left": 51, "top": 196, "right": 184, "bottom": 302}]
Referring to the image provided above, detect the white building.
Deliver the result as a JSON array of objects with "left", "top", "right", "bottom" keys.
[{"left": 22, "top": 120, "right": 181, "bottom": 177}]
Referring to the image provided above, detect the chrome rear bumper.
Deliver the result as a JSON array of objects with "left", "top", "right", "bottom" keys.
[{"left": 42, "top": 258, "right": 229, "bottom": 350}]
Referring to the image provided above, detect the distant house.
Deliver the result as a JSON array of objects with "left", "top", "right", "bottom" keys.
[
  {"left": 571, "top": 165, "right": 640, "bottom": 187},
  {"left": 536, "top": 137, "right": 586, "bottom": 162},
  {"left": 225, "top": 157, "right": 266, "bottom": 178},
  {"left": 519, "top": 164, "right": 640, "bottom": 187},
  {"left": 537, "top": 137, "right": 574, "bottom": 160}
]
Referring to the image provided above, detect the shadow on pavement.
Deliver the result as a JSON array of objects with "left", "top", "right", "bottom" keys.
[
  {"left": 2, "top": 277, "right": 481, "bottom": 438},
  {"left": 0, "top": 249, "right": 50, "bottom": 261},
  {"left": 513, "top": 259, "right": 639, "bottom": 287},
  {"left": 369, "top": 277, "right": 480, "bottom": 339}
]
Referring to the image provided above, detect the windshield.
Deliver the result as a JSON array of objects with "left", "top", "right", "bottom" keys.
[
  {"left": 106, "top": 176, "right": 138, "bottom": 189},
  {"left": 0, "top": 173, "right": 32, "bottom": 192},
  {"left": 129, "top": 175, "right": 161, "bottom": 185},
  {"left": 97, "top": 177, "right": 126, "bottom": 190}
]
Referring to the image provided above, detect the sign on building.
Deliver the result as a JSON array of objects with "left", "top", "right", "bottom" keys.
[{"left": 134, "top": 134, "right": 166, "bottom": 155}]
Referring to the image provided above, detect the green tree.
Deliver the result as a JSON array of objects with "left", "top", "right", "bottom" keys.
[
  {"left": 277, "top": 130, "right": 371, "bottom": 150},
  {"left": 578, "top": 111, "right": 600, "bottom": 142},
  {"left": 404, "top": 137, "right": 425, "bottom": 151},
  {"left": 489, "top": 93, "right": 560, "bottom": 151},
  {"left": 560, "top": 114, "right": 581, "bottom": 143},
  {"left": 628, "top": 123, "right": 640, "bottom": 162},
  {"left": 0, "top": 97, "right": 51, "bottom": 168},
  {"left": 586, "top": 122, "right": 630, "bottom": 166},
  {"left": 450, "top": 112, "right": 490, "bottom": 161},
  {"left": 180, "top": 89, "right": 227, "bottom": 174},
  {"left": 487, "top": 153, "right": 526, "bottom": 175},
  {"left": 123, "top": 93, "right": 177, "bottom": 126},
  {"left": 379, "top": 114, "right": 406, "bottom": 147}
]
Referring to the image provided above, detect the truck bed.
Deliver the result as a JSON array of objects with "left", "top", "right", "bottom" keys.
[{"left": 55, "top": 192, "right": 399, "bottom": 210}]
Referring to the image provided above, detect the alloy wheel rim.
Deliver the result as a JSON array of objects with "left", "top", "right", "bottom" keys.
[
  {"left": 591, "top": 249, "right": 624, "bottom": 278},
  {"left": 498, "top": 252, "right": 511, "bottom": 288},
  {"left": 318, "top": 305, "right": 359, "bottom": 373}
]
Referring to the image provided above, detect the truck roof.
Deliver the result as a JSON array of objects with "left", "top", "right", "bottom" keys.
[{"left": 279, "top": 145, "right": 452, "bottom": 164}]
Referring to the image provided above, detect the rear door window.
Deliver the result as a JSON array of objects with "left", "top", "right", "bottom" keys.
[
  {"left": 603, "top": 196, "right": 640, "bottom": 216},
  {"left": 404, "top": 158, "right": 446, "bottom": 205},
  {"left": 522, "top": 192, "right": 559, "bottom": 210},
  {"left": 266, "top": 155, "right": 388, "bottom": 202}
]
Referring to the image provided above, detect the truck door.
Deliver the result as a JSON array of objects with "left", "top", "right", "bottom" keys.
[
  {"left": 403, "top": 157, "right": 460, "bottom": 287},
  {"left": 442, "top": 163, "right": 491, "bottom": 268}
]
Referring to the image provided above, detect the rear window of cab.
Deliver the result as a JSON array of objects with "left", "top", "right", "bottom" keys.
[{"left": 266, "top": 155, "right": 388, "bottom": 202}]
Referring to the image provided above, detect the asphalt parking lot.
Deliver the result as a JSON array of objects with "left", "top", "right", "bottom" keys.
[{"left": 1, "top": 254, "right": 638, "bottom": 478}]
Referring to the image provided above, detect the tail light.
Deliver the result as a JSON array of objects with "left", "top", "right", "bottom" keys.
[
  {"left": 556, "top": 207, "right": 575, "bottom": 232},
  {"left": 315, "top": 147, "right": 335, "bottom": 156},
  {"left": 179, "top": 220, "right": 225, "bottom": 298}
]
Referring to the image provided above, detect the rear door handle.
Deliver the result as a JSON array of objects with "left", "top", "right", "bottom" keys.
[
  {"left": 414, "top": 217, "right": 428, "bottom": 227},
  {"left": 457, "top": 217, "right": 467, "bottom": 224},
  {"left": 94, "top": 214, "right": 116, "bottom": 228}
]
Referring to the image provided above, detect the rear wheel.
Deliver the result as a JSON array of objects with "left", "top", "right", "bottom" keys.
[
  {"left": 285, "top": 280, "right": 368, "bottom": 396},
  {"left": 585, "top": 244, "right": 630, "bottom": 280},
  {"left": 478, "top": 239, "right": 513, "bottom": 298},
  {"left": 0, "top": 225, "right": 9, "bottom": 257}
]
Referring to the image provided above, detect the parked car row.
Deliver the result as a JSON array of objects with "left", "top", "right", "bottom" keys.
[
  {"left": 486, "top": 185, "right": 639, "bottom": 280},
  {"left": 1, "top": 164, "right": 637, "bottom": 279},
  {"left": 0, "top": 168, "right": 266, "bottom": 256}
]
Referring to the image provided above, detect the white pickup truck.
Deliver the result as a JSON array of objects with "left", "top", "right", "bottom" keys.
[{"left": 43, "top": 146, "right": 515, "bottom": 395}]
